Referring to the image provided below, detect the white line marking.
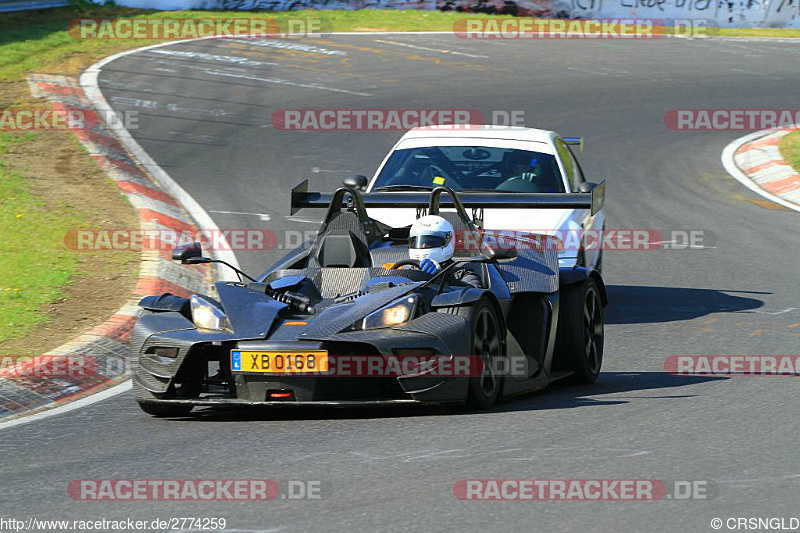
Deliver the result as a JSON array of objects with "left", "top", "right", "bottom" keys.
[
  {"left": 227, "top": 38, "right": 347, "bottom": 56},
  {"left": 310, "top": 166, "right": 354, "bottom": 174},
  {"left": 178, "top": 62, "right": 371, "bottom": 97},
  {"left": 148, "top": 48, "right": 278, "bottom": 67},
  {"left": 167, "top": 131, "right": 223, "bottom": 143},
  {"left": 648, "top": 240, "right": 716, "bottom": 249},
  {"left": 210, "top": 209, "right": 272, "bottom": 221},
  {"left": 371, "top": 39, "right": 488, "bottom": 58},
  {"left": 567, "top": 67, "right": 610, "bottom": 76},
  {"left": 81, "top": 41, "right": 243, "bottom": 282},
  {"left": 752, "top": 308, "right": 798, "bottom": 315},
  {"left": 729, "top": 67, "right": 782, "bottom": 80},
  {"left": 285, "top": 216, "right": 322, "bottom": 224},
  {"left": 0, "top": 381, "right": 132, "bottom": 431},
  {"left": 111, "top": 95, "right": 229, "bottom": 117},
  {"left": 721, "top": 128, "right": 800, "bottom": 214}
]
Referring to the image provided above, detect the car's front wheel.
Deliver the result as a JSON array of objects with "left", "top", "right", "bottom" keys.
[{"left": 440, "top": 298, "right": 505, "bottom": 409}]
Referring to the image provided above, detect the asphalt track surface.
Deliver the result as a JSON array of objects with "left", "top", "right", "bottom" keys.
[{"left": 3, "top": 34, "right": 800, "bottom": 531}]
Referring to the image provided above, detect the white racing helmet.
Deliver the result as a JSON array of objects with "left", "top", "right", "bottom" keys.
[{"left": 409, "top": 215, "right": 455, "bottom": 264}]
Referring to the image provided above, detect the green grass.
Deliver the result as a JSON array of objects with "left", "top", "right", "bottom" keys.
[
  {"left": 1, "top": 5, "right": 799, "bottom": 81},
  {"left": 716, "top": 27, "right": 800, "bottom": 38},
  {"left": 0, "top": 7, "right": 485, "bottom": 82},
  {"left": 779, "top": 130, "right": 800, "bottom": 172},
  {"left": 0, "top": 133, "right": 87, "bottom": 342}
]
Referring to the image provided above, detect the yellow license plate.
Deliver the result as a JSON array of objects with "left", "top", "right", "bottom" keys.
[{"left": 231, "top": 350, "right": 329, "bottom": 374}]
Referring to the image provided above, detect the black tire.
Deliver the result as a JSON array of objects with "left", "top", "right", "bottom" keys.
[
  {"left": 555, "top": 278, "right": 604, "bottom": 384},
  {"left": 440, "top": 298, "right": 505, "bottom": 409}
]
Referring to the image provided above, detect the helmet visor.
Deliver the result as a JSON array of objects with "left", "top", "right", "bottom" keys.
[{"left": 408, "top": 232, "right": 450, "bottom": 250}]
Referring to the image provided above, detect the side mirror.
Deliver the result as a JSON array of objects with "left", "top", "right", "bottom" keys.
[
  {"left": 172, "top": 241, "right": 207, "bottom": 264},
  {"left": 343, "top": 175, "right": 368, "bottom": 191},
  {"left": 577, "top": 181, "right": 598, "bottom": 193},
  {"left": 486, "top": 246, "right": 517, "bottom": 263},
  {"left": 460, "top": 245, "right": 517, "bottom": 264}
]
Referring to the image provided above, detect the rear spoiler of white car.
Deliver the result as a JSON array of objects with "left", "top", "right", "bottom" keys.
[
  {"left": 562, "top": 137, "right": 584, "bottom": 152},
  {"left": 291, "top": 180, "right": 605, "bottom": 216}
]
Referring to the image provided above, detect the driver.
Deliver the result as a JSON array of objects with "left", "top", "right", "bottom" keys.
[
  {"left": 408, "top": 215, "right": 482, "bottom": 289},
  {"left": 508, "top": 153, "right": 543, "bottom": 182}
]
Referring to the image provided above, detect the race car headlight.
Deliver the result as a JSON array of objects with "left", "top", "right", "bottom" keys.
[
  {"left": 190, "top": 295, "right": 230, "bottom": 331},
  {"left": 356, "top": 294, "right": 418, "bottom": 330}
]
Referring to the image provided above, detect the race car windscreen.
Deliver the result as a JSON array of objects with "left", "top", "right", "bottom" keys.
[{"left": 372, "top": 146, "right": 565, "bottom": 193}]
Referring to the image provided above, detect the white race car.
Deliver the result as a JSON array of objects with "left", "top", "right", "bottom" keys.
[{"left": 358, "top": 126, "right": 605, "bottom": 271}]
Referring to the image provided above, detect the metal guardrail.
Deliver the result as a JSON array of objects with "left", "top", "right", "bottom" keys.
[{"left": 0, "top": 0, "right": 69, "bottom": 12}]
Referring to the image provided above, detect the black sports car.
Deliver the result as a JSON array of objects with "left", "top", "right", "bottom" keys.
[{"left": 132, "top": 183, "right": 607, "bottom": 416}]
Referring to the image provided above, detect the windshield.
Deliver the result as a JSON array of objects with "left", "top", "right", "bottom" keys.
[{"left": 372, "top": 146, "right": 565, "bottom": 193}]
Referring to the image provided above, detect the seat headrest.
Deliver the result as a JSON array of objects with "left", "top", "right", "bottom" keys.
[{"left": 317, "top": 230, "right": 360, "bottom": 268}]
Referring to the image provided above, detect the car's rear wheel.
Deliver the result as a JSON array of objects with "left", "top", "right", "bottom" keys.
[
  {"left": 440, "top": 298, "right": 505, "bottom": 409},
  {"left": 555, "top": 278, "right": 604, "bottom": 383}
]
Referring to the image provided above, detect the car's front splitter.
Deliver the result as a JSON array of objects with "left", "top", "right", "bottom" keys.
[{"left": 135, "top": 398, "right": 457, "bottom": 408}]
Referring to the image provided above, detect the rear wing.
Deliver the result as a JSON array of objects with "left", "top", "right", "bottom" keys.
[
  {"left": 291, "top": 180, "right": 605, "bottom": 216},
  {"left": 562, "top": 137, "right": 584, "bottom": 152}
]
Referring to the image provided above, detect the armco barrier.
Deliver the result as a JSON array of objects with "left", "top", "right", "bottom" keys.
[{"left": 0, "top": 0, "right": 68, "bottom": 12}]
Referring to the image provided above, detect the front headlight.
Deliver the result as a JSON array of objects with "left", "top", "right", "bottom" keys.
[
  {"left": 356, "top": 294, "right": 418, "bottom": 330},
  {"left": 190, "top": 295, "right": 230, "bottom": 331}
]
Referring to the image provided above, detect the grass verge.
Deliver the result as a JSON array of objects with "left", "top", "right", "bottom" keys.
[
  {"left": 0, "top": 128, "right": 140, "bottom": 354},
  {"left": 779, "top": 130, "right": 800, "bottom": 172},
  {"left": 0, "top": 132, "right": 83, "bottom": 342}
]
